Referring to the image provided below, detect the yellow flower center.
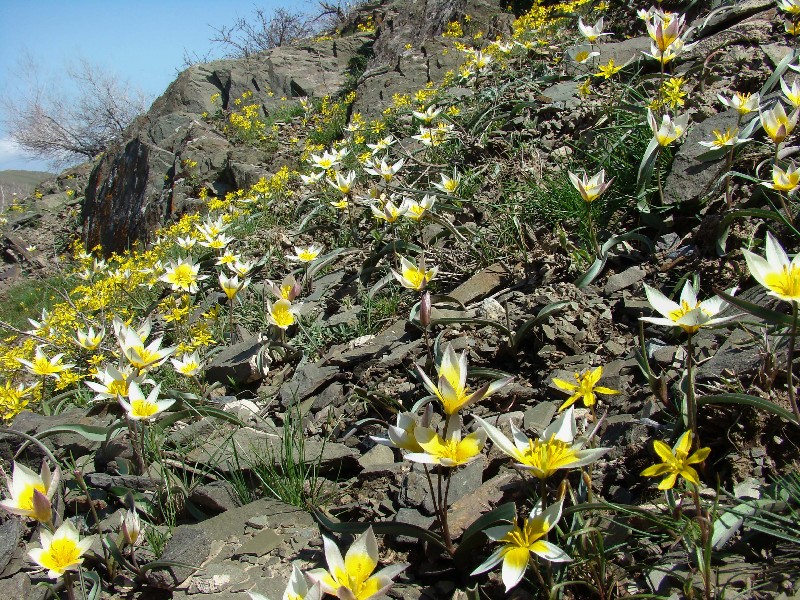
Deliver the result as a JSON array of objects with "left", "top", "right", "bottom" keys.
[
  {"left": 501, "top": 518, "right": 548, "bottom": 550},
  {"left": 401, "top": 267, "right": 427, "bottom": 290},
  {"left": 711, "top": 129, "right": 735, "bottom": 147},
  {"left": 18, "top": 482, "right": 46, "bottom": 511},
  {"left": 280, "top": 284, "right": 294, "bottom": 299},
  {"left": 167, "top": 264, "right": 196, "bottom": 289},
  {"left": 31, "top": 358, "right": 62, "bottom": 376},
  {"left": 326, "top": 566, "right": 381, "bottom": 600},
  {"left": 575, "top": 50, "right": 590, "bottom": 62},
  {"left": 128, "top": 346, "right": 161, "bottom": 369},
  {"left": 107, "top": 379, "right": 129, "bottom": 398},
  {"left": 764, "top": 265, "right": 800, "bottom": 300},
  {"left": 38, "top": 539, "right": 83, "bottom": 574},
  {"left": 271, "top": 304, "right": 296, "bottom": 328},
  {"left": 130, "top": 399, "right": 160, "bottom": 418},
  {"left": 444, "top": 180, "right": 458, "bottom": 192},
  {"left": 668, "top": 299, "right": 701, "bottom": 322},
  {"left": 297, "top": 249, "right": 319, "bottom": 261},
  {"left": 178, "top": 361, "right": 199, "bottom": 375},
  {"left": 518, "top": 437, "right": 580, "bottom": 478}
]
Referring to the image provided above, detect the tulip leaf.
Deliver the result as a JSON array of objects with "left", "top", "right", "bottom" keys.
[
  {"left": 699, "top": 393, "right": 798, "bottom": 424},
  {"left": 430, "top": 316, "right": 512, "bottom": 336},
  {"left": 713, "top": 288, "right": 794, "bottom": 328},
  {"left": 139, "top": 559, "right": 201, "bottom": 573},
  {"left": 470, "top": 367, "right": 515, "bottom": 380},
  {"left": 308, "top": 247, "right": 354, "bottom": 279},
  {"left": 761, "top": 49, "right": 800, "bottom": 97},
  {"left": 83, "top": 570, "right": 102, "bottom": 600},
  {"left": 575, "top": 255, "right": 607, "bottom": 289},
  {"left": 576, "top": 231, "right": 654, "bottom": 289},
  {"left": 636, "top": 137, "right": 661, "bottom": 198},
  {"left": 368, "top": 272, "right": 396, "bottom": 299},
  {"left": 452, "top": 502, "right": 518, "bottom": 569},
  {"left": 34, "top": 423, "right": 118, "bottom": 442},
  {"left": 512, "top": 300, "right": 570, "bottom": 348},
  {"left": 312, "top": 509, "right": 447, "bottom": 550},
  {"left": 157, "top": 407, "right": 246, "bottom": 429}
]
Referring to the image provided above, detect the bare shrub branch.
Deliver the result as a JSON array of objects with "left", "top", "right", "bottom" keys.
[{"left": 1, "top": 56, "right": 150, "bottom": 168}]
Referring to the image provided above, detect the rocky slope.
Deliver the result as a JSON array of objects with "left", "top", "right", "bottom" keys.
[{"left": 0, "top": 1, "right": 799, "bottom": 599}]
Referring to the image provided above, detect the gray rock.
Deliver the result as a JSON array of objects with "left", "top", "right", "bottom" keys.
[
  {"left": 0, "top": 519, "right": 22, "bottom": 574},
  {"left": 189, "top": 480, "right": 240, "bottom": 513},
  {"left": 236, "top": 528, "right": 284, "bottom": 557},
  {"left": 280, "top": 363, "right": 340, "bottom": 407},
  {"left": 595, "top": 36, "right": 651, "bottom": 69},
  {"left": 186, "top": 560, "right": 253, "bottom": 595},
  {"left": 393, "top": 507, "right": 436, "bottom": 545},
  {"left": 358, "top": 444, "right": 395, "bottom": 469},
  {"left": 84, "top": 473, "right": 160, "bottom": 492},
  {"left": 449, "top": 262, "right": 510, "bottom": 305},
  {"left": 663, "top": 111, "right": 740, "bottom": 205},
  {"left": 691, "top": 0, "right": 773, "bottom": 34},
  {"left": 538, "top": 82, "right": 581, "bottom": 111},
  {"left": 2, "top": 409, "right": 111, "bottom": 462},
  {"left": 604, "top": 266, "right": 647, "bottom": 295},
  {"left": 147, "top": 524, "right": 211, "bottom": 588},
  {"left": 0, "top": 573, "right": 33, "bottom": 599},
  {"left": 448, "top": 472, "right": 514, "bottom": 539},
  {"left": 206, "top": 338, "right": 268, "bottom": 386}
]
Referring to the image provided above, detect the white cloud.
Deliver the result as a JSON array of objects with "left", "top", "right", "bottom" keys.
[{"left": 0, "top": 136, "right": 51, "bottom": 171}]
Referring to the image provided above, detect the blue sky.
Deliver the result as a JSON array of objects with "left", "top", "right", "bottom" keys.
[{"left": 0, "top": 0, "right": 299, "bottom": 172}]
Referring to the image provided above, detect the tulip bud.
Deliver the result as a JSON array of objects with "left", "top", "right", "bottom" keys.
[
  {"left": 121, "top": 507, "right": 141, "bottom": 546},
  {"left": 31, "top": 489, "right": 52, "bottom": 523},
  {"left": 420, "top": 292, "right": 431, "bottom": 328},
  {"left": 421, "top": 403, "right": 433, "bottom": 428}
]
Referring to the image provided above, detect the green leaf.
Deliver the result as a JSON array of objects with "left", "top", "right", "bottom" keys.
[
  {"left": 512, "top": 301, "right": 570, "bottom": 349},
  {"left": 576, "top": 231, "right": 653, "bottom": 288},
  {"left": 157, "top": 407, "right": 246, "bottom": 429},
  {"left": 139, "top": 559, "right": 200, "bottom": 573},
  {"left": 34, "top": 423, "right": 116, "bottom": 442},
  {"left": 308, "top": 247, "right": 355, "bottom": 279},
  {"left": 761, "top": 49, "right": 800, "bottom": 97},
  {"left": 636, "top": 137, "right": 661, "bottom": 197},
  {"left": 430, "top": 316, "right": 511, "bottom": 336},
  {"left": 713, "top": 288, "right": 793, "bottom": 328},
  {"left": 368, "top": 272, "right": 396, "bottom": 299},
  {"left": 312, "top": 509, "right": 447, "bottom": 550},
  {"left": 699, "top": 393, "right": 798, "bottom": 424},
  {"left": 453, "top": 502, "right": 517, "bottom": 569},
  {"left": 459, "top": 501, "right": 516, "bottom": 543}
]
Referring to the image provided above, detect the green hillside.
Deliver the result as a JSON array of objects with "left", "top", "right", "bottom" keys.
[{"left": 0, "top": 169, "right": 53, "bottom": 198}]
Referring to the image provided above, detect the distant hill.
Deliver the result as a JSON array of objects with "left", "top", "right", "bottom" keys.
[{"left": 0, "top": 170, "right": 54, "bottom": 203}]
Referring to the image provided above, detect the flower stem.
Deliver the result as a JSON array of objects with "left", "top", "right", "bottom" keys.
[
  {"left": 691, "top": 484, "right": 712, "bottom": 600},
  {"left": 64, "top": 572, "right": 76, "bottom": 600},
  {"left": 686, "top": 332, "right": 699, "bottom": 448},
  {"left": 788, "top": 301, "right": 800, "bottom": 425},
  {"left": 586, "top": 201, "right": 599, "bottom": 256}
]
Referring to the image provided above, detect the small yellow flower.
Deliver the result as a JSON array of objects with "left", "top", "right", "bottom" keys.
[
  {"left": 418, "top": 342, "right": 512, "bottom": 415},
  {"left": 552, "top": 366, "right": 619, "bottom": 411},
  {"left": 641, "top": 431, "right": 710, "bottom": 490},
  {"left": 475, "top": 407, "right": 609, "bottom": 479},
  {"left": 288, "top": 244, "right": 323, "bottom": 263},
  {"left": 760, "top": 102, "right": 798, "bottom": 144},
  {"left": 119, "top": 382, "right": 174, "bottom": 421},
  {"left": 0, "top": 461, "right": 58, "bottom": 522},
  {"left": 595, "top": 58, "right": 623, "bottom": 79}
]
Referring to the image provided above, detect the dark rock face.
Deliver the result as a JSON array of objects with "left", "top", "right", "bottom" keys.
[{"left": 82, "top": 137, "right": 170, "bottom": 254}]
